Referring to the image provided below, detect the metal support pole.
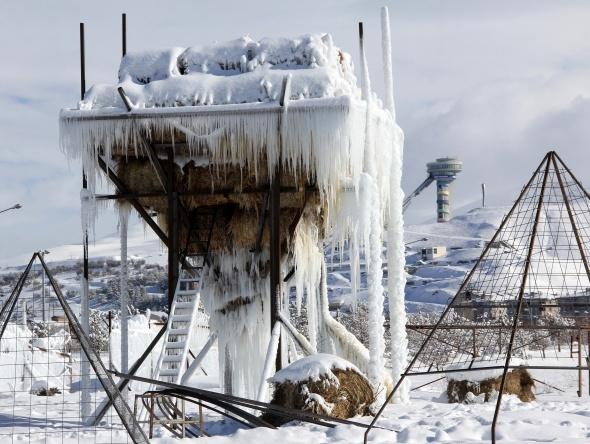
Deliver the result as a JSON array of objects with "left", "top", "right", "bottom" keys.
[
  {"left": 167, "top": 148, "right": 179, "bottom": 307},
  {"left": 578, "top": 330, "right": 582, "bottom": 397},
  {"left": 269, "top": 75, "right": 290, "bottom": 371},
  {"left": 587, "top": 330, "right": 590, "bottom": 396},
  {"left": 491, "top": 154, "right": 551, "bottom": 444},
  {"left": 270, "top": 161, "right": 281, "bottom": 371},
  {"left": 122, "top": 13, "right": 127, "bottom": 57},
  {"left": 80, "top": 23, "right": 85, "bottom": 100},
  {"left": 79, "top": 20, "right": 92, "bottom": 422}
]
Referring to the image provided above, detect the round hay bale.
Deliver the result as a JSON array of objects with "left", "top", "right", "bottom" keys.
[
  {"left": 264, "top": 354, "right": 374, "bottom": 425},
  {"left": 447, "top": 368, "right": 535, "bottom": 403}
]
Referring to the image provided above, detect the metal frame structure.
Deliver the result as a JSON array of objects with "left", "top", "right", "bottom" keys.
[
  {"left": 0, "top": 253, "right": 150, "bottom": 444},
  {"left": 365, "top": 151, "right": 590, "bottom": 444}
]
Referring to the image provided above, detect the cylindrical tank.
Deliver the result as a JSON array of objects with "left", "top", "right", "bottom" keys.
[{"left": 426, "top": 157, "right": 462, "bottom": 222}]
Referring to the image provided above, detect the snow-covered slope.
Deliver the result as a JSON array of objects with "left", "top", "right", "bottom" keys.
[
  {"left": 403, "top": 206, "right": 507, "bottom": 312},
  {"left": 0, "top": 221, "right": 164, "bottom": 269},
  {"left": 1, "top": 206, "right": 506, "bottom": 316}
]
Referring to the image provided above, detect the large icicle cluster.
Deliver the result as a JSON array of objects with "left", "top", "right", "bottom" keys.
[
  {"left": 200, "top": 249, "right": 270, "bottom": 399},
  {"left": 62, "top": 28, "right": 409, "bottom": 404},
  {"left": 381, "top": 6, "right": 410, "bottom": 402}
]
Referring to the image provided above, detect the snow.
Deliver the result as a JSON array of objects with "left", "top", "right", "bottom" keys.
[
  {"left": 85, "top": 34, "right": 358, "bottom": 111},
  {"left": 269, "top": 353, "right": 359, "bottom": 385},
  {"left": 446, "top": 358, "right": 525, "bottom": 382}
]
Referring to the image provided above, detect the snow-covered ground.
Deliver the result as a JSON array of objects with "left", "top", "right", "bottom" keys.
[{"left": 2, "top": 206, "right": 590, "bottom": 443}]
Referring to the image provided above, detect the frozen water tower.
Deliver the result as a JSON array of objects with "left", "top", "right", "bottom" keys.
[
  {"left": 427, "top": 157, "right": 463, "bottom": 222},
  {"left": 403, "top": 157, "right": 463, "bottom": 222}
]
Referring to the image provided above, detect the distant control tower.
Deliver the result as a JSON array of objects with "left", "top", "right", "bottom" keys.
[
  {"left": 403, "top": 157, "right": 463, "bottom": 222},
  {"left": 428, "top": 158, "right": 463, "bottom": 222}
]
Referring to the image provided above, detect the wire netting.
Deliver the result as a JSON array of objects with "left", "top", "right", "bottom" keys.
[
  {"left": 408, "top": 153, "right": 590, "bottom": 374},
  {"left": 0, "top": 257, "right": 133, "bottom": 443}
]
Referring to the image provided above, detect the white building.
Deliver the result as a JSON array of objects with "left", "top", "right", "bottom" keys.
[{"left": 421, "top": 246, "right": 447, "bottom": 261}]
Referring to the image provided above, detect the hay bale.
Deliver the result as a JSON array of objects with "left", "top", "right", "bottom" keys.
[
  {"left": 264, "top": 354, "right": 374, "bottom": 425},
  {"left": 447, "top": 368, "right": 535, "bottom": 403}
]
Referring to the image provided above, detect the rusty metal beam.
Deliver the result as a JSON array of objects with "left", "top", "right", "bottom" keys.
[{"left": 97, "top": 156, "right": 169, "bottom": 247}]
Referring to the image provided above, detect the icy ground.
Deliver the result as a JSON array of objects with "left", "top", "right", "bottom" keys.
[
  {"left": 156, "top": 348, "right": 590, "bottom": 444},
  {"left": 3, "top": 207, "right": 590, "bottom": 443}
]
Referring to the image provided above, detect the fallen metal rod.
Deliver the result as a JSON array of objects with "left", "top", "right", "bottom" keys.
[
  {"left": 410, "top": 377, "right": 446, "bottom": 391},
  {"left": 532, "top": 378, "right": 565, "bottom": 393}
]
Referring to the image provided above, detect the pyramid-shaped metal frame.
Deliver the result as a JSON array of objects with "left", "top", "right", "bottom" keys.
[
  {"left": 367, "top": 151, "right": 590, "bottom": 443},
  {"left": 0, "top": 252, "right": 149, "bottom": 444}
]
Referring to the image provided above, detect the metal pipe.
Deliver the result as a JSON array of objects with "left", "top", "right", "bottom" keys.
[
  {"left": 80, "top": 23, "right": 85, "bottom": 100},
  {"left": 122, "top": 13, "right": 127, "bottom": 57}
]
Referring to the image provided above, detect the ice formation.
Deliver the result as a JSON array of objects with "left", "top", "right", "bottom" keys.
[
  {"left": 381, "top": 6, "right": 410, "bottom": 403},
  {"left": 118, "top": 203, "right": 131, "bottom": 384},
  {"left": 200, "top": 249, "right": 271, "bottom": 399},
  {"left": 61, "top": 30, "right": 407, "bottom": 402}
]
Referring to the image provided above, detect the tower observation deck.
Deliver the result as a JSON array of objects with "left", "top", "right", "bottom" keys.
[{"left": 403, "top": 157, "right": 463, "bottom": 222}]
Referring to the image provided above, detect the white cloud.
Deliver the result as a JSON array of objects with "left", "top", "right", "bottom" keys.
[{"left": 2, "top": 0, "right": 590, "bottom": 256}]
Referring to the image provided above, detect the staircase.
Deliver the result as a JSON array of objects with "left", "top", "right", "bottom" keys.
[
  {"left": 153, "top": 271, "right": 202, "bottom": 384},
  {"left": 153, "top": 207, "right": 217, "bottom": 384}
]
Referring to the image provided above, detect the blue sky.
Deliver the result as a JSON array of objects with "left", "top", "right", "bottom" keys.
[{"left": 1, "top": 0, "right": 590, "bottom": 260}]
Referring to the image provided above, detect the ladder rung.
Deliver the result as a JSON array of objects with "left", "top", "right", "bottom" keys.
[
  {"left": 159, "top": 369, "right": 180, "bottom": 376},
  {"left": 177, "top": 290, "right": 197, "bottom": 296},
  {"left": 174, "top": 302, "right": 195, "bottom": 309},
  {"left": 168, "top": 328, "right": 189, "bottom": 335},
  {"left": 165, "top": 341, "right": 186, "bottom": 349},
  {"left": 163, "top": 355, "right": 183, "bottom": 362}
]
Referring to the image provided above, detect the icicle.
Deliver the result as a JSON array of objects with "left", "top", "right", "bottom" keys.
[
  {"left": 118, "top": 203, "right": 132, "bottom": 396},
  {"left": 381, "top": 7, "right": 396, "bottom": 120},
  {"left": 359, "top": 25, "right": 387, "bottom": 404},
  {"left": 201, "top": 248, "right": 271, "bottom": 399},
  {"left": 382, "top": 5, "right": 410, "bottom": 403},
  {"left": 59, "top": 96, "right": 386, "bottom": 223},
  {"left": 80, "top": 187, "right": 96, "bottom": 239},
  {"left": 79, "top": 189, "right": 92, "bottom": 421}
]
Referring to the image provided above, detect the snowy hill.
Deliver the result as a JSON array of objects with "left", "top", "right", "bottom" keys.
[
  {"left": 0, "top": 207, "right": 507, "bottom": 316},
  {"left": 0, "top": 221, "right": 165, "bottom": 269},
  {"left": 403, "top": 206, "right": 507, "bottom": 312}
]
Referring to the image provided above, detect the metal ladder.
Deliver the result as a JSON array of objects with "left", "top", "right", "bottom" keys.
[{"left": 153, "top": 270, "right": 202, "bottom": 384}]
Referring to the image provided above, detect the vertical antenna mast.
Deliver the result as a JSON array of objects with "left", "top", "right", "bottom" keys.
[
  {"left": 79, "top": 21, "right": 91, "bottom": 421},
  {"left": 80, "top": 23, "right": 85, "bottom": 100},
  {"left": 122, "top": 13, "right": 127, "bottom": 57},
  {"left": 482, "top": 183, "right": 486, "bottom": 208}
]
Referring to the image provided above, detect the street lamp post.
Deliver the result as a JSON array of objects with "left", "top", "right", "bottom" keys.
[{"left": 0, "top": 204, "right": 22, "bottom": 215}]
